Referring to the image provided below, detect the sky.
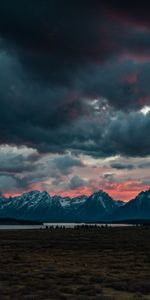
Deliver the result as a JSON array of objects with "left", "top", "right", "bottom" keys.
[{"left": 0, "top": 1, "right": 150, "bottom": 201}]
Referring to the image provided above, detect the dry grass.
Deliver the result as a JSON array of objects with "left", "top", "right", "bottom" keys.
[{"left": 0, "top": 227, "right": 150, "bottom": 299}]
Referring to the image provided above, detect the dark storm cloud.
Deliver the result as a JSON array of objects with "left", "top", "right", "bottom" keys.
[
  {"left": 0, "top": 153, "right": 38, "bottom": 174},
  {"left": 77, "top": 61, "right": 150, "bottom": 110},
  {"left": 0, "top": 146, "right": 39, "bottom": 174},
  {"left": 0, "top": 1, "right": 150, "bottom": 160},
  {"left": 16, "top": 109, "right": 149, "bottom": 158},
  {"left": 0, "top": 173, "right": 29, "bottom": 194},
  {"left": 53, "top": 110, "right": 150, "bottom": 158},
  {"left": 0, "top": 0, "right": 150, "bottom": 84},
  {"left": 13, "top": 153, "right": 85, "bottom": 191},
  {"left": 110, "top": 162, "right": 135, "bottom": 170},
  {"left": 138, "top": 162, "right": 150, "bottom": 169},
  {"left": 0, "top": 1, "right": 150, "bottom": 97},
  {"left": 53, "top": 154, "right": 84, "bottom": 175},
  {"left": 69, "top": 175, "right": 86, "bottom": 189},
  {"left": 0, "top": 174, "right": 18, "bottom": 193},
  {"left": 1, "top": 54, "right": 150, "bottom": 155},
  {"left": 0, "top": 1, "right": 107, "bottom": 83},
  {"left": 104, "top": 111, "right": 150, "bottom": 157},
  {"left": 105, "top": 0, "right": 150, "bottom": 27}
]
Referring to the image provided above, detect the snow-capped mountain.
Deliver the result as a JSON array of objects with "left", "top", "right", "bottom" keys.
[
  {"left": 58, "top": 195, "right": 88, "bottom": 221},
  {"left": 114, "top": 200, "right": 125, "bottom": 207},
  {"left": 0, "top": 191, "right": 90, "bottom": 222},
  {"left": 109, "top": 189, "right": 150, "bottom": 221},
  {"left": 0, "top": 190, "right": 119, "bottom": 222},
  {"left": 0, "top": 191, "right": 64, "bottom": 222},
  {"left": 1, "top": 188, "right": 150, "bottom": 222},
  {"left": 60, "top": 195, "right": 87, "bottom": 209},
  {"left": 76, "top": 190, "right": 120, "bottom": 222}
]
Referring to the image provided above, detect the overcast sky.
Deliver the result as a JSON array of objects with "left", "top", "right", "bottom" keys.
[{"left": 0, "top": 1, "right": 150, "bottom": 200}]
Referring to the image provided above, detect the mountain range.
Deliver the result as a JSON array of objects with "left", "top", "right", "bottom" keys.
[{"left": 0, "top": 189, "right": 150, "bottom": 222}]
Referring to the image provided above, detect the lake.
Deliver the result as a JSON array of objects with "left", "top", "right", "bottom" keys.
[
  {"left": 44, "top": 223, "right": 134, "bottom": 228},
  {"left": 0, "top": 225, "right": 44, "bottom": 230},
  {"left": 0, "top": 223, "right": 134, "bottom": 230}
]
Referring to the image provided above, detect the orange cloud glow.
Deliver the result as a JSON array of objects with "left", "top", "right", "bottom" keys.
[{"left": 2, "top": 180, "right": 149, "bottom": 202}]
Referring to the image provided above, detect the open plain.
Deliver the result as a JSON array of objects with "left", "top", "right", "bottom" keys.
[{"left": 0, "top": 227, "right": 150, "bottom": 299}]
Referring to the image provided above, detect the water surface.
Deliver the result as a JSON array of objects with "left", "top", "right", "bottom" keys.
[{"left": 0, "top": 223, "right": 134, "bottom": 230}]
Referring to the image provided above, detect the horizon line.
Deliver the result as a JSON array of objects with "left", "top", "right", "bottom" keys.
[{"left": 2, "top": 187, "right": 150, "bottom": 203}]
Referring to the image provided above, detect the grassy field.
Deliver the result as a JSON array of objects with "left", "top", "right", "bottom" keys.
[{"left": 0, "top": 227, "right": 150, "bottom": 299}]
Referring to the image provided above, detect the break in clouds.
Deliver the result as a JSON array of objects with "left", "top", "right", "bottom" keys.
[{"left": 0, "top": 1, "right": 150, "bottom": 199}]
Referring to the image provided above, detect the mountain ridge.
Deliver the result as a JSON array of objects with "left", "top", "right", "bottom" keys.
[{"left": 0, "top": 189, "right": 150, "bottom": 222}]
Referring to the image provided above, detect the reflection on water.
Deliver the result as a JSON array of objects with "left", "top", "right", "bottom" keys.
[
  {"left": 0, "top": 223, "right": 134, "bottom": 230},
  {"left": 44, "top": 223, "right": 134, "bottom": 228},
  {"left": 0, "top": 225, "right": 44, "bottom": 230}
]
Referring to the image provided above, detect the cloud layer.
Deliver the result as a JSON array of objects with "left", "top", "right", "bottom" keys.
[{"left": 0, "top": 1, "right": 150, "bottom": 199}]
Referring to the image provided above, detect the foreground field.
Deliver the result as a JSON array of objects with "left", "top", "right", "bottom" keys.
[{"left": 0, "top": 227, "right": 150, "bottom": 299}]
